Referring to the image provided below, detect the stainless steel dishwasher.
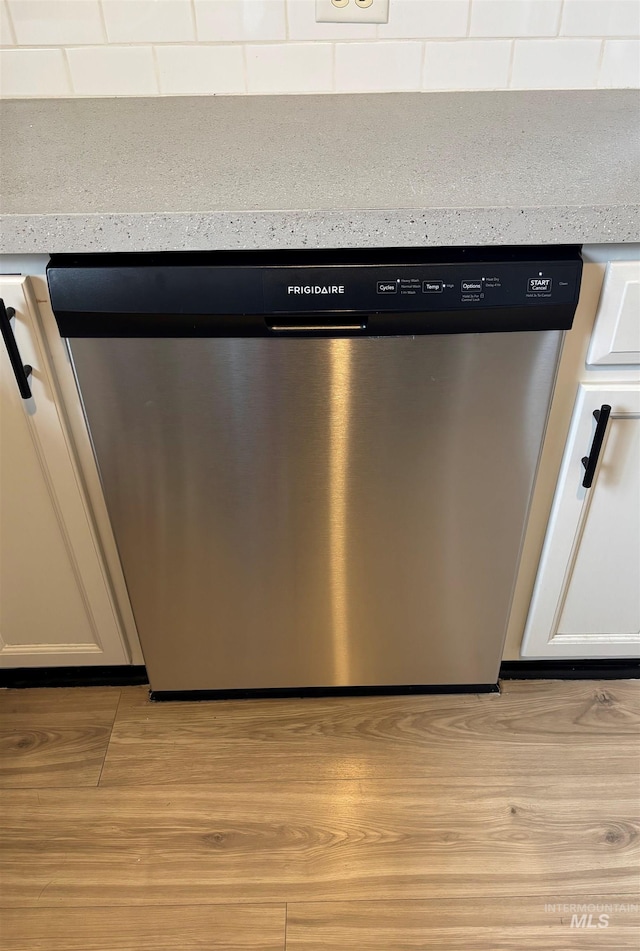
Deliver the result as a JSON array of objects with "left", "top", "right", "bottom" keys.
[{"left": 48, "top": 247, "right": 582, "bottom": 696}]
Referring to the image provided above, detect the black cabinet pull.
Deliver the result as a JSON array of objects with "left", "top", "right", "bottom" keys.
[
  {"left": 581, "top": 404, "right": 611, "bottom": 488},
  {"left": 1, "top": 298, "right": 32, "bottom": 399}
]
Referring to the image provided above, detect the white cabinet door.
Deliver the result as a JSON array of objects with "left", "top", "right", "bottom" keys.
[
  {"left": 0, "top": 276, "right": 130, "bottom": 666},
  {"left": 522, "top": 383, "right": 640, "bottom": 658},
  {"left": 587, "top": 261, "right": 640, "bottom": 365}
]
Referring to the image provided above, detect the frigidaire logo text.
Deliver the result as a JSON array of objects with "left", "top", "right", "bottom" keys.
[{"left": 287, "top": 285, "right": 345, "bottom": 295}]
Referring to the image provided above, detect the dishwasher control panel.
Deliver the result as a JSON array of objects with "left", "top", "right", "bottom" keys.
[
  {"left": 48, "top": 246, "right": 583, "bottom": 337},
  {"left": 262, "top": 262, "right": 578, "bottom": 313}
]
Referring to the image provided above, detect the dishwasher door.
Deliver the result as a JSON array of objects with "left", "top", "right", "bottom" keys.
[{"left": 68, "top": 330, "right": 562, "bottom": 691}]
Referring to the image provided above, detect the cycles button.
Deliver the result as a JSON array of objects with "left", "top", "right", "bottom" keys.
[
  {"left": 423, "top": 281, "right": 444, "bottom": 293},
  {"left": 377, "top": 281, "right": 397, "bottom": 294}
]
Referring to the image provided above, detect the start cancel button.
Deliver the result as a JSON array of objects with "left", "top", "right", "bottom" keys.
[{"left": 528, "top": 278, "right": 553, "bottom": 293}]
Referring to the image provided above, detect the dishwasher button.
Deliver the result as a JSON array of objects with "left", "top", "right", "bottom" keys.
[
  {"left": 423, "top": 281, "right": 444, "bottom": 293},
  {"left": 528, "top": 278, "right": 553, "bottom": 293}
]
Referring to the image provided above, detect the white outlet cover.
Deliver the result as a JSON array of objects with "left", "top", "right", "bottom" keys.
[{"left": 316, "top": 0, "right": 389, "bottom": 24}]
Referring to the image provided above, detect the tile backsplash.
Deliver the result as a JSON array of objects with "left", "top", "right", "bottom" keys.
[{"left": 0, "top": 0, "right": 638, "bottom": 98}]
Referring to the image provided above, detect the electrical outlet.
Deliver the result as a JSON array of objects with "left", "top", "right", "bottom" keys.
[{"left": 315, "top": 0, "right": 389, "bottom": 25}]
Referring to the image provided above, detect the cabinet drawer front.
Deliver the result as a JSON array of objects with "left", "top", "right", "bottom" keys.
[{"left": 587, "top": 261, "right": 640, "bottom": 366}]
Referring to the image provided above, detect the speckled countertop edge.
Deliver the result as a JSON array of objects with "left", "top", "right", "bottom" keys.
[{"left": 2, "top": 206, "right": 638, "bottom": 255}]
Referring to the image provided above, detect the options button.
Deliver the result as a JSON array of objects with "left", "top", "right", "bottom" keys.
[{"left": 461, "top": 280, "right": 483, "bottom": 293}]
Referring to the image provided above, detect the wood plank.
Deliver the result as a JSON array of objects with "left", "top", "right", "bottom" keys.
[
  {"left": 286, "top": 898, "right": 640, "bottom": 950},
  {"left": 99, "top": 680, "right": 640, "bottom": 786},
  {"left": 1, "top": 776, "right": 637, "bottom": 907},
  {"left": 0, "top": 688, "right": 120, "bottom": 788},
  {"left": 0, "top": 903, "right": 285, "bottom": 950}
]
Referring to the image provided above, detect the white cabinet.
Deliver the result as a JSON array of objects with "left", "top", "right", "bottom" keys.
[
  {"left": 0, "top": 276, "right": 130, "bottom": 666},
  {"left": 512, "top": 253, "right": 640, "bottom": 662},
  {"left": 521, "top": 382, "right": 640, "bottom": 658},
  {"left": 587, "top": 261, "right": 640, "bottom": 365}
]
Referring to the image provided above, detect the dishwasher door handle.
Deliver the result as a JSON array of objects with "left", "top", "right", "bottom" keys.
[
  {"left": 269, "top": 324, "right": 366, "bottom": 332},
  {"left": 581, "top": 404, "right": 611, "bottom": 488},
  {"left": 0, "top": 299, "right": 32, "bottom": 399},
  {"left": 266, "top": 315, "right": 368, "bottom": 333}
]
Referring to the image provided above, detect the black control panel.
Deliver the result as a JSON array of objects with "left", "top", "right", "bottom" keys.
[
  {"left": 261, "top": 261, "right": 579, "bottom": 313},
  {"left": 48, "top": 246, "right": 583, "bottom": 338}
]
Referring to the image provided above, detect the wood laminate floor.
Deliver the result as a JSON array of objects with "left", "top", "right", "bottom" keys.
[{"left": 0, "top": 680, "right": 638, "bottom": 949}]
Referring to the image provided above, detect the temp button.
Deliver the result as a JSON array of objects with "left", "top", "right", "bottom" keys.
[{"left": 423, "top": 281, "right": 444, "bottom": 293}]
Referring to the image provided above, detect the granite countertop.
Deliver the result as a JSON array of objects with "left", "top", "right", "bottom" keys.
[{"left": 1, "top": 90, "right": 638, "bottom": 254}]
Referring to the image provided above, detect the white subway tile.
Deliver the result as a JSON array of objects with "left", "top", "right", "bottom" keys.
[
  {"left": 8, "top": 0, "right": 104, "bottom": 45},
  {"left": 195, "top": 0, "right": 285, "bottom": 42},
  {"left": 286, "top": 0, "right": 376, "bottom": 40},
  {"left": 561, "top": 0, "right": 640, "bottom": 38},
  {"left": 423, "top": 39, "right": 511, "bottom": 88},
  {"left": 1, "top": 2, "right": 16, "bottom": 44},
  {"left": 156, "top": 43, "right": 244, "bottom": 93},
  {"left": 246, "top": 41, "right": 332, "bottom": 92},
  {"left": 599, "top": 39, "right": 640, "bottom": 87},
  {"left": 378, "top": 0, "right": 469, "bottom": 39},
  {"left": 67, "top": 45, "right": 157, "bottom": 95},
  {"left": 511, "top": 38, "right": 601, "bottom": 87},
  {"left": 0, "top": 47, "right": 70, "bottom": 96},
  {"left": 102, "top": 1, "right": 194, "bottom": 44},
  {"left": 335, "top": 40, "right": 422, "bottom": 92},
  {"left": 470, "top": 0, "right": 561, "bottom": 38}
]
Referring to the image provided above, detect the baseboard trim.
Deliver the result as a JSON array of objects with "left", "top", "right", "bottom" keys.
[
  {"left": 150, "top": 683, "right": 500, "bottom": 701},
  {"left": 0, "top": 665, "right": 149, "bottom": 688},
  {"left": 1, "top": 659, "right": 637, "bottom": 691},
  {"left": 499, "top": 659, "right": 640, "bottom": 680}
]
